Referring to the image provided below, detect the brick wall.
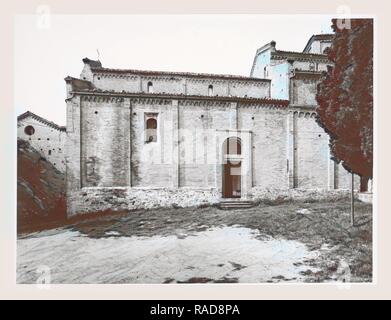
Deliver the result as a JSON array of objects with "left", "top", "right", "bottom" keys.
[{"left": 80, "top": 97, "right": 131, "bottom": 188}]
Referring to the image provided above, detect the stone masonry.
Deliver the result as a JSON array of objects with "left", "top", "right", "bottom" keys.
[
  {"left": 65, "top": 34, "right": 360, "bottom": 216},
  {"left": 17, "top": 111, "right": 66, "bottom": 172}
]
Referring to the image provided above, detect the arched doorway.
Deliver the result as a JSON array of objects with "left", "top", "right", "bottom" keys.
[{"left": 222, "top": 137, "right": 242, "bottom": 198}]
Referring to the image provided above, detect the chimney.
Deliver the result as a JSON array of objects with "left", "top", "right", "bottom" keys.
[{"left": 82, "top": 57, "right": 102, "bottom": 68}]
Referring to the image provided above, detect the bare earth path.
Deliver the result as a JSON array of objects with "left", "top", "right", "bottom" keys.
[{"left": 17, "top": 199, "right": 372, "bottom": 284}]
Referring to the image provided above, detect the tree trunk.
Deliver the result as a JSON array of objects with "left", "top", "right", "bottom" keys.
[{"left": 360, "top": 176, "right": 369, "bottom": 192}]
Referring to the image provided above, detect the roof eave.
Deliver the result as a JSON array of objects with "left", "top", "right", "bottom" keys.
[
  {"left": 70, "top": 90, "right": 290, "bottom": 108},
  {"left": 17, "top": 111, "right": 66, "bottom": 132}
]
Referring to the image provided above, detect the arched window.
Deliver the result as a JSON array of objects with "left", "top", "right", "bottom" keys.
[
  {"left": 147, "top": 81, "right": 154, "bottom": 93},
  {"left": 222, "top": 137, "right": 242, "bottom": 198},
  {"left": 146, "top": 118, "right": 157, "bottom": 143},
  {"left": 24, "top": 125, "right": 35, "bottom": 136},
  {"left": 223, "top": 137, "right": 242, "bottom": 155},
  {"left": 208, "top": 85, "right": 213, "bottom": 96}
]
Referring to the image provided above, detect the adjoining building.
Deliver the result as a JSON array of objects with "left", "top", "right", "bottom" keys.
[{"left": 17, "top": 111, "right": 66, "bottom": 172}]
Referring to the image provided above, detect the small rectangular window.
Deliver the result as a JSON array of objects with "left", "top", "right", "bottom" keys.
[
  {"left": 145, "top": 113, "right": 158, "bottom": 143},
  {"left": 147, "top": 81, "right": 154, "bottom": 93},
  {"left": 208, "top": 85, "right": 213, "bottom": 96}
]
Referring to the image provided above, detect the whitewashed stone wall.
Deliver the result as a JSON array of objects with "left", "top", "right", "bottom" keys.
[
  {"left": 291, "top": 60, "right": 329, "bottom": 72},
  {"left": 80, "top": 97, "right": 131, "bottom": 188},
  {"left": 177, "top": 101, "right": 234, "bottom": 189},
  {"left": 81, "top": 63, "right": 271, "bottom": 99},
  {"left": 287, "top": 110, "right": 361, "bottom": 190},
  {"left": 290, "top": 77, "right": 319, "bottom": 106},
  {"left": 93, "top": 74, "right": 141, "bottom": 92},
  {"left": 17, "top": 116, "right": 66, "bottom": 172},
  {"left": 66, "top": 90, "right": 361, "bottom": 217},
  {"left": 295, "top": 113, "right": 329, "bottom": 188},
  {"left": 335, "top": 163, "right": 361, "bottom": 190},
  {"left": 66, "top": 84, "right": 290, "bottom": 215},
  {"left": 305, "top": 40, "right": 332, "bottom": 55},
  {"left": 65, "top": 95, "right": 82, "bottom": 215},
  {"left": 238, "top": 107, "right": 287, "bottom": 189},
  {"left": 131, "top": 98, "right": 177, "bottom": 188}
]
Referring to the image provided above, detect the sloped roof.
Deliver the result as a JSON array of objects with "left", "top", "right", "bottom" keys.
[
  {"left": 17, "top": 111, "right": 66, "bottom": 132},
  {"left": 82, "top": 57, "right": 102, "bottom": 68},
  {"left": 303, "top": 34, "right": 334, "bottom": 53},
  {"left": 65, "top": 76, "right": 95, "bottom": 91}
]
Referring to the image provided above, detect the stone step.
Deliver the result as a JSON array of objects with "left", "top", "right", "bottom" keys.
[{"left": 219, "top": 200, "right": 255, "bottom": 210}]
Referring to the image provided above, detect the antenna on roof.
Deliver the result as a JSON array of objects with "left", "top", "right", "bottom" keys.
[{"left": 96, "top": 49, "right": 100, "bottom": 62}]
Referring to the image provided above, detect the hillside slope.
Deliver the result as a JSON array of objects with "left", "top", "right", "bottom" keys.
[{"left": 17, "top": 139, "right": 66, "bottom": 233}]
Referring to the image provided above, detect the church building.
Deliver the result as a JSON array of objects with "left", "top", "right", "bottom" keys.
[{"left": 65, "top": 34, "right": 358, "bottom": 216}]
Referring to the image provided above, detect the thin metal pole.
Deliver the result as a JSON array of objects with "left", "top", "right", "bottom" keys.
[{"left": 351, "top": 173, "right": 355, "bottom": 227}]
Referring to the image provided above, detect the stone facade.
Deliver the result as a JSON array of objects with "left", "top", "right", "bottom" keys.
[
  {"left": 17, "top": 111, "right": 66, "bottom": 172},
  {"left": 251, "top": 35, "right": 360, "bottom": 192},
  {"left": 65, "top": 34, "right": 359, "bottom": 217},
  {"left": 303, "top": 34, "right": 334, "bottom": 54}
]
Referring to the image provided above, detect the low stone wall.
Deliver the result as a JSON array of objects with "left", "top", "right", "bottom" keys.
[
  {"left": 67, "top": 187, "right": 220, "bottom": 216},
  {"left": 249, "top": 187, "right": 353, "bottom": 203},
  {"left": 67, "top": 186, "right": 366, "bottom": 217}
]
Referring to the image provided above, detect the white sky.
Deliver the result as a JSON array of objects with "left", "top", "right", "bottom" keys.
[{"left": 15, "top": 15, "right": 333, "bottom": 125}]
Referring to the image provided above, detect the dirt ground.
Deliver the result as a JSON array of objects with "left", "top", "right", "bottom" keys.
[
  {"left": 17, "top": 198, "right": 372, "bottom": 284},
  {"left": 17, "top": 139, "right": 66, "bottom": 232}
]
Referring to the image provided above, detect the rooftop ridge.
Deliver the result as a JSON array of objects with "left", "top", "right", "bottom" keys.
[
  {"left": 17, "top": 111, "right": 66, "bottom": 132},
  {"left": 90, "top": 67, "right": 271, "bottom": 82},
  {"left": 271, "top": 50, "right": 329, "bottom": 61}
]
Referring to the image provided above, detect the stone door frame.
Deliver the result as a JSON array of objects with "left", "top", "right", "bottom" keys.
[{"left": 215, "top": 129, "right": 253, "bottom": 200}]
